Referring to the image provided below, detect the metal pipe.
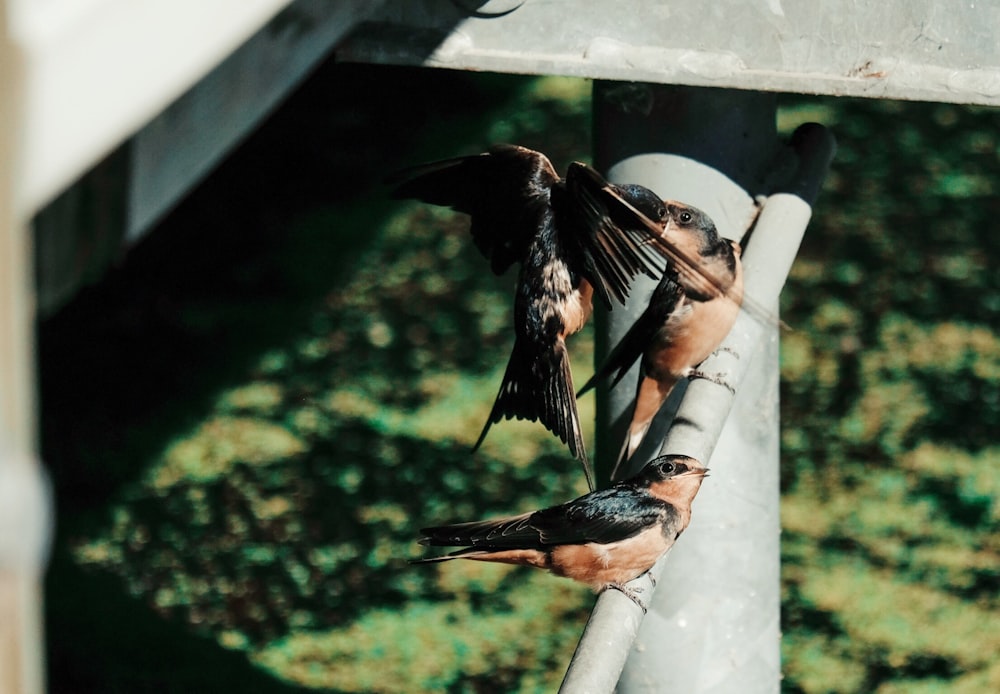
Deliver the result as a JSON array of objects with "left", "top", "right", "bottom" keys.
[{"left": 559, "top": 85, "right": 834, "bottom": 693}]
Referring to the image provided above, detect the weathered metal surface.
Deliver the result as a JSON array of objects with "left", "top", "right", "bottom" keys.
[
  {"left": 9, "top": 0, "right": 294, "bottom": 214},
  {"left": 23, "top": 0, "right": 388, "bottom": 314},
  {"left": 127, "top": 0, "right": 390, "bottom": 239},
  {"left": 343, "top": 0, "right": 1000, "bottom": 107},
  {"left": 560, "top": 85, "right": 835, "bottom": 693}
]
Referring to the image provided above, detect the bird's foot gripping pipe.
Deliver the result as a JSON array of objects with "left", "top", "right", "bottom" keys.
[
  {"left": 686, "top": 369, "right": 736, "bottom": 394},
  {"left": 712, "top": 345, "right": 741, "bottom": 360},
  {"left": 603, "top": 582, "right": 648, "bottom": 614}
]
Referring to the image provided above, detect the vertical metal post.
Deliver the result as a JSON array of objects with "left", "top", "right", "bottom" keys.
[
  {"left": 592, "top": 84, "right": 780, "bottom": 483},
  {"left": 562, "top": 84, "right": 832, "bottom": 692},
  {"left": 1, "top": 6, "right": 51, "bottom": 693}
]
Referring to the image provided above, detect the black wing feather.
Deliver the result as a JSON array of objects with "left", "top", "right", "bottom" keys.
[
  {"left": 559, "top": 163, "right": 667, "bottom": 309},
  {"left": 388, "top": 144, "right": 559, "bottom": 275},
  {"left": 472, "top": 337, "right": 593, "bottom": 490},
  {"left": 577, "top": 270, "right": 686, "bottom": 397},
  {"left": 419, "top": 511, "right": 537, "bottom": 547},
  {"left": 531, "top": 487, "right": 668, "bottom": 545},
  {"left": 419, "top": 486, "right": 666, "bottom": 550}
]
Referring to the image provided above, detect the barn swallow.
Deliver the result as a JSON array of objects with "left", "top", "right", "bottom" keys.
[
  {"left": 577, "top": 202, "right": 744, "bottom": 477},
  {"left": 388, "top": 145, "right": 674, "bottom": 490},
  {"left": 412, "top": 454, "right": 707, "bottom": 609}
]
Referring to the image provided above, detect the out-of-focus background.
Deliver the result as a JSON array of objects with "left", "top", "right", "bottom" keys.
[{"left": 39, "top": 59, "right": 999, "bottom": 692}]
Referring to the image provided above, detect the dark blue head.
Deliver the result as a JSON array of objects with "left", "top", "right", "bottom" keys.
[{"left": 615, "top": 183, "right": 668, "bottom": 225}]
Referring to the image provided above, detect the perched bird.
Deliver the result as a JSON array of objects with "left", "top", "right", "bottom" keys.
[
  {"left": 577, "top": 202, "right": 744, "bottom": 477},
  {"left": 412, "top": 454, "right": 708, "bottom": 608},
  {"left": 388, "top": 144, "right": 675, "bottom": 490}
]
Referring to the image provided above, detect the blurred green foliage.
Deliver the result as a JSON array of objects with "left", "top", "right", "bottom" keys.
[
  {"left": 41, "top": 62, "right": 999, "bottom": 692},
  {"left": 778, "top": 98, "right": 1000, "bottom": 693}
]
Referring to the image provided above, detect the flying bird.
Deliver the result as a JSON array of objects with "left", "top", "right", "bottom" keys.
[
  {"left": 412, "top": 454, "right": 708, "bottom": 609},
  {"left": 577, "top": 201, "right": 744, "bottom": 478},
  {"left": 388, "top": 144, "right": 675, "bottom": 490}
]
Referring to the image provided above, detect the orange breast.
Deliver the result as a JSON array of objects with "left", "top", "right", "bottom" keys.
[
  {"left": 648, "top": 261, "right": 743, "bottom": 382},
  {"left": 548, "top": 526, "right": 669, "bottom": 589}
]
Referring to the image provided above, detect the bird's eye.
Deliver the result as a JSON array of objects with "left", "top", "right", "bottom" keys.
[
  {"left": 657, "top": 206, "right": 667, "bottom": 220},
  {"left": 657, "top": 461, "right": 675, "bottom": 475},
  {"left": 679, "top": 211, "right": 693, "bottom": 224}
]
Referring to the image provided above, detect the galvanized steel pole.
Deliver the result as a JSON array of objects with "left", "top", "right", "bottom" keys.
[{"left": 559, "top": 84, "right": 833, "bottom": 692}]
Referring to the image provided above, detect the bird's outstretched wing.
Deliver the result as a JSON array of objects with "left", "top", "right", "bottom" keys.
[
  {"left": 387, "top": 144, "right": 559, "bottom": 275},
  {"left": 559, "top": 163, "right": 668, "bottom": 308},
  {"left": 472, "top": 336, "right": 592, "bottom": 490},
  {"left": 606, "top": 191, "right": 783, "bottom": 329}
]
